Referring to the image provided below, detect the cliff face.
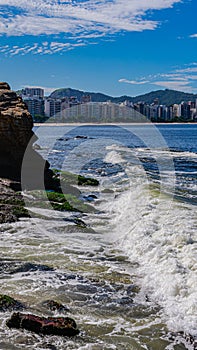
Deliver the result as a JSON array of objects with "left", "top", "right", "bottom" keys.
[
  {"left": 0, "top": 82, "right": 54, "bottom": 189},
  {"left": 0, "top": 82, "right": 34, "bottom": 179}
]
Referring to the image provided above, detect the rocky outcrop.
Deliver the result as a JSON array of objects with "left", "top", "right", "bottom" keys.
[
  {"left": 0, "top": 81, "right": 59, "bottom": 222},
  {"left": 0, "top": 82, "right": 54, "bottom": 188},
  {"left": 0, "top": 82, "right": 33, "bottom": 180},
  {"left": 7, "top": 312, "right": 79, "bottom": 337},
  {"left": 0, "top": 82, "right": 58, "bottom": 192}
]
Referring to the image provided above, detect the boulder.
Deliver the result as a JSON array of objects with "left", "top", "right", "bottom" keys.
[{"left": 7, "top": 312, "right": 79, "bottom": 337}]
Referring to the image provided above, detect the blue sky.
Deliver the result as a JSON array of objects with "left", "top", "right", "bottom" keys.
[{"left": 0, "top": 0, "right": 197, "bottom": 96}]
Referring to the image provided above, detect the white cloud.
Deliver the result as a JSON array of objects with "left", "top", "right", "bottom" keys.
[
  {"left": 176, "top": 67, "right": 197, "bottom": 73},
  {"left": 190, "top": 34, "right": 197, "bottom": 38},
  {"left": 119, "top": 63, "right": 197, "bottom": 92},
  {"left": 119, "top": 78, "right": 149, "bottom": 85},
  {"left": 0, "top": 41, "right": 86, "bottom": 55},
  {"left": 153, "top": 80, "right": 192, "bottom": 92},
  {"left": 0, "top": 0, "right": 181, "bottom": 37}
]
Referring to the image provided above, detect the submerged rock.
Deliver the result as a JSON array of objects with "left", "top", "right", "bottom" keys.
[
  {"left": 0, "top": 260, "right": 53, "bottom": 275},
  {"left": 0, "top": 294, "right": 25, "bottom": 312},
  {"left": 42, "top": 300, "right": 69, "bottom": 313},
  {"left": 7, "top": 312, "right": 79, "bottom": 337},
  {"left": 10, "top": 262, "right": 54, "bottom": 274}
]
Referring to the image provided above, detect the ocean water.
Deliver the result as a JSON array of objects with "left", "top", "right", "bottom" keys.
[{"left": 0, "top": 124, "right": 196, "bottom": 349}]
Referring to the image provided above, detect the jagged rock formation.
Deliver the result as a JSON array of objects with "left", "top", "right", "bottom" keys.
[
  {"left": 0, "top": 82, "right": 34, "bottom": 180},
  {"left": 0, "top": 82, "right": 58, "bottom": 222},
  {"left": 0, "top": 82, "right": 54, "bottom": 189}
]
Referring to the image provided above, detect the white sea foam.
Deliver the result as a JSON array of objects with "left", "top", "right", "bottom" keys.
[{"left": 100, "top": 147, "right": 197, "bottom": 336}]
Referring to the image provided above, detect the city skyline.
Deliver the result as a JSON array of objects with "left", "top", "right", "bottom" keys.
[
  {"left": 0, "top": 0, "right": 197, "bottom": 96},
  {"left": 20, "top": 86, "right": 197, "bottom": 122}
]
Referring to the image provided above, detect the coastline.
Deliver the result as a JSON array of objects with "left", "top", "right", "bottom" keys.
[{"left": 34, "top": 122, "right": 197, "bottom": 127}]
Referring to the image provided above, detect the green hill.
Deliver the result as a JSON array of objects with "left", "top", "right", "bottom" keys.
[
  {"left": 50, "top": 88, "right": 197, "bottom": 106},
  {"left": 50, "top": 88, "right": 110, "bottom": 103}
]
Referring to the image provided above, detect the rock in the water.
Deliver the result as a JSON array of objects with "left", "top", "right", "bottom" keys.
[
  {"left": 10, "top": 262, "right": 54, "bottom": 274},
  {"left": 42, "top": 300, "right": 69, "bottom": 313},
  {"left": 7, "top": 312, "right": 79, "bottom": 337},
  {"left": 0, "top": 294, "right": 25, "bottom": 312}
]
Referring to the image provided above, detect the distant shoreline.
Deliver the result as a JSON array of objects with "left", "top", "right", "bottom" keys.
[{"left": 34, "top": 122, "right": 197, "bottom": 127}]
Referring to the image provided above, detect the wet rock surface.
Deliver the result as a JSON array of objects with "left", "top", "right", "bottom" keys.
[
  {"left": 41, "top": 300, "right": 69, "bottom": 313},
  {"left": 0, "top": 295, "right": 25, "bottom": 312},
  {"left": 0, "top": 260, "right": 53, "bottom": 275},
  {"left": 0, "top": 178, "right": 29, "bottom": 223},
  {"left": 0, "top": 82, "right": 60, "bottom": 223},
  {"left": 7, "top": 312, "right": 79, "bottom": 337}
]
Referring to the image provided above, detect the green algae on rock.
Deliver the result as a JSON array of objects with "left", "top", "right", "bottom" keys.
[
  {"left": 53, "top": 169, "right": 99, "bottom": 187},
  {"left": 0, "top": 294, "right": 25, "bottom": 312}
]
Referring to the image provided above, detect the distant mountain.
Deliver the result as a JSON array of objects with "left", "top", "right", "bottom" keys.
[
  {"left": 49, "top": 88, "right": 197, "bottom": 106},
  {"left": 49, "top": 88, "right": 112, "bottom": 103},
  {"left": 128, "top": 89, "right": 197, "bottom": 105}
]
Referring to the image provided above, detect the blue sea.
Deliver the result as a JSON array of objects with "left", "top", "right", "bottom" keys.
[{"left": 0, "top": 123, "right": 196, "bottom": 349}]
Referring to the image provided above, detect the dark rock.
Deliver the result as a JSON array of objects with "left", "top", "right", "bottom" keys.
[
  {"left": 42, "top": 300, "right": 69, "bottom": 313},
  {"left": 0, "top": 260, "right": 53, "bottom": 275},
  {"left": 7, "top": 312, "right": 79, "bottom": 337},
  {"left": 58, "top": 170, "right": 99, "bottom": 188},
  {"left": 78, "top": 175, "right": 99, "bottom": 186},
  {"left": 57, "top": 137, "right": 70, "bottom": 141},
  {"left": 0, "top": 82, "right": 11, "bottom": 90},
  {"left": 0, "top": 294, "right": 25, "bottom": 312},
  {"left": 74, "top": 135, "right": 88, "bottom": 139},
  {"left": 83, "top": 194, "right": 98, "bottom": 201},
  {"left": 0, "top": 180, "right": 30, "bottom": 223},
  {"left": 0, "top": 82, "right": 61, "bottom": 223},
  {"left": 10, "top": 262, "right": 54, "bottom": 274}
]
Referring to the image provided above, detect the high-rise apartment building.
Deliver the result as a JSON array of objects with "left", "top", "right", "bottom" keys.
[
  {"left": 23, "top": 97, "right": 45, "bottom": 117},
  {"left": 21, "top": 87, "right": 44, "bottom": 98}
]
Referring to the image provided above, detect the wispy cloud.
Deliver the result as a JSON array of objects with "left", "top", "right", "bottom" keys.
[
  {"left": 0, "top": 0, "right": 181, "bottom": 55},
  {"left": 0, "top": 41, "right": 86, "bottom": 56},
  {"left": 189, "top": 34, "right": 197, "bottom": 38},
  {"left": 119, "top": 63, "right": 197, "bottom": 92},
  {"left": 119, "top": 79, "right": 149, "bottom": 85},
  {"left": 153, "top": 80, "right": 191, "bottom": 91}
]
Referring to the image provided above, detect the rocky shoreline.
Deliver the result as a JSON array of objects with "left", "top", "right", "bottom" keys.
[
  {"left": 0, "top": 82, "right": 101, "bottom": 338},
  {"left": 0, "top": 82, "right": 196, "bottom": 348},
  {"left": 0, "top": 81, "right": 56, "bottom": 223},
  {"left": 0, "top": 81, "right": 98, "bottom": 222}
]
